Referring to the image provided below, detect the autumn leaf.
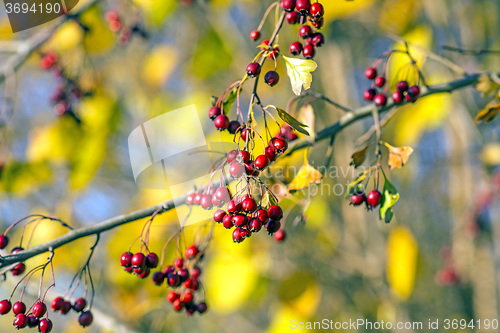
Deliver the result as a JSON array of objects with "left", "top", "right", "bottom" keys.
[
  {"left": 282, "top": 56, "right": 318, "bottom": 95},
  {"left": 350, "top": 146, "right": 369, "bottom": 168},
  {"left": 475, "top": 75, "right": 500, "bottom": 97},
  {"left": 223, "top": 87, "right": 239, "bottom": 115},
  {"left": 288, "top": 152, "right": 322, "bottom": 191},
  {"left": 267, "top": 105, "right": 310, "bottom": 135},
  {"left": 385, "top": 142, "right": 414, "bottom": 170},
  {"left": 475, "top": 100, "right": 500, "bottom": 123},
  {"left": 379, "top": 176, "right": 399, "bottom": 223},
  {"left": 387, "top": 226, "right": 418, "bottom": 300}
]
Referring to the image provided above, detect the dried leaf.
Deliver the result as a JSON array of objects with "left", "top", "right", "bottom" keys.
[
  {"left": 282, "top": 56, "right": 318, "bottom": 96},
  {"left": 385, "top": 143, "right": 414, "bottom": 170},
  {"left": 475, "top": 101, "right": 500, "bottom": 123},
  {"left": 475, "top": 75, "right": 500, "bottom": 97},
  {"left": 276, "top": 107, "right": 310, "bottom": 136},
  {"left": 350, "top": 146, "right": 369, "bottom": 168}
]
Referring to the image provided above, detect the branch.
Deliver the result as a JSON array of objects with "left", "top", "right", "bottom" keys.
[{"left": 0, "top": 71, "right": 494, "bottom": 269}]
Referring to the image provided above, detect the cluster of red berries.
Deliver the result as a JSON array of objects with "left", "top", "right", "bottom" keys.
[
  {"left": 0, "top": 299, "right": 52, "bottom": 332},
  {"left": 349, "top": 189, "right": 382, "bottom": 210},
  {"left": 363, "top": 67, "right": 421, "bottom": 106},
  {"left": 0, "top": 238, "right": 27, "bottom": 276},
  {"left": 278, "top": 124, "right": 298, "bottom": 142},
  {"left": 186, "top": 185, "right": 231, "bottom": 210},
  {"left": 105, "top": 10, "right": 148, "bottom": 46},
  {"left": 51, "top": 296, "right": 93, "bottom": 327},
  {"left": 120, "top": 251, "right": 159, "bottom": 279},
  {"left": 282, "top": 0, "right": 325, "bottom": 59}
]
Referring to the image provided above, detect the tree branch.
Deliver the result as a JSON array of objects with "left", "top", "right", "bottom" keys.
[{"left": 0, "top": 70, "right": 494, "bottom": 268}]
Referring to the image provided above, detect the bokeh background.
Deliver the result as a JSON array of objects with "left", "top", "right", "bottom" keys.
[{"left": 1, "top": 0, "right": 500, "bottom": 332}]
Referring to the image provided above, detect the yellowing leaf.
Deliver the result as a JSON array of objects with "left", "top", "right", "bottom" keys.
[
  {"left": 288, "top": 158, "right": 322, "bottom": 192},
  {"left": 282, "top": 56, "right": 317, "bottom": 96},
  {"left": 379, "top": 176, "right": 399, "bottom": 223},
  {"left": 387, "top": 226, "right": 418, "bottom": 300},
  {"left": 350, "top": 146, "right": 369, "bottom": 168},
  {"left": 475, "top": 100, "right": 500, "bottom": 123},
  {"left": 475, "top": 75, "right": 500, "bottom": 97},
  {"left": 142, "top": 45, "right": 178, "bottom": 88},
  {"left": 276, "top": 107, "right": 309, "bottom": 135},
  {"left": 385, "top": 143, "right": 414, "bottom": 170}
]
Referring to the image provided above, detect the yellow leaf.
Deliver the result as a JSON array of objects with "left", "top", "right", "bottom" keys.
[
  {"left": 475, "top": 100, "right": 500, "bottom": 123},
  {"left": 387, "top": 226, "right": 418, "bottom": 300},
  {"left": 350, "top": 145, "right": 369, "bottom": 168},
  {"left": 385, "top": 143, "right": 414, "bottom": 170},
  {"left": 475, "top": 75, "right": 500, "bottom": 97},
  {"left": 80, "top": 7, "right": 114, "bottom": 53},
  {"left": 282, "top": 56, "right": 317, "bottom": 96},
  {"left": 142, "top": 45, "right": 178, "bottom": 88},
  {"left": 480, "top": 143, "right": 500, "bottom": 166},
  {"left": 288, "top": 156, "right": 322, "bottom": 191},
  {"left": 44, "top": 20, "right": 83, "bottom": 52}
]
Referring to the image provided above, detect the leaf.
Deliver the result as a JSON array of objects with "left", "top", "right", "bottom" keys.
[
  {"left": 260, "top": 191, "right": 278, "bottom": 208},
  {"left": 288, "top": 163, "right": 323, "bottom": 191},
  {"left": 350, "top": 146, "right": 369, "bottom": 168},
  {"left": 387, "top": 226, "right": 418, "bottom": 300},
  {"left": 345, "top": 169, "right": 371, "bottom": 199},
  {"left": 379, "top": 176, "right": 400, "bottom": 223},
  {"left": 475, "top": 75, "right": 500, "bottom": 97},
  {"left": 475, "top": 100, "right": 500, "bottom": 123},
  {"left": 223, "top": 87, "right": 239, "bottom": 115},
  {"left": 480, "top": 143, "right": 500, "bottom": 166},
  {"left": 276, "top": 107, "right": 310, "bottom": 136},
  {"left": 282, "top": 55, "right": 318, "bottom": 96},
  {"left": 298, "top": 104, "right": 315, "bottom": 140},
  {"left": 385, "top": 142, "right": 414, "bottom": 170}
]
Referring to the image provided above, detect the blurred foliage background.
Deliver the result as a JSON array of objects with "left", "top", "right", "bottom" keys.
[{"left": 1, "top": 0, "right": 500, "bottom": 332}]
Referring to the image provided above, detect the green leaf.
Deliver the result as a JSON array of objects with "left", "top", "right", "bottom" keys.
[
  {"left": 345, "top": 169, "right": 370, "bottom": 199},
  {"left": 350, "top": 146, "right": 369, "bottom": 168},
  {"left": 379, "top": 176, "right": 400, "bottom": 223},
  {"left": 276, "top": 107, "right": 310, "bottom": 135},
  {"left": 223, "top": 87, "right": 239, "bottom": 115},
  {"left": 282, "top": 56, "right": 318, "bottom": 96}
]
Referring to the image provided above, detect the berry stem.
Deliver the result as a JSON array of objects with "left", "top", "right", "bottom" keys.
[{"left": 256, "top": 1, "right": 280, "bottom": 31}]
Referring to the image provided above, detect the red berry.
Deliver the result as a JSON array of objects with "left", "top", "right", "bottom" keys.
[
  {"left": 208, "top": 106, "right": 222, "bottom": 120},
  {"left": 267, "top": 205, "right": 283, "bottom": 220},
  {"left": 0, "top": 235, "right": 8, "bottom": 249},
  {"left": 191, "top": 267, "right": 201, "bottom": 279},
  {"left": 244, "top": 161, "right": 256, "bottom": 176},
  {"left": 38, "top": 318, "right": 53, "bottom": 333},
  {"left": 280, "top": 0, "right": 296, "bottom": 12},
  {"left": 303, "top": 44, "right": 315, "bottom": 59},
  {"left": 0, "top": 299, "right": 12, "bottom": 314},
  {"left": 152, "top": 271, "right": 165, "bottom": 285},
  {"left": 264, "top": 71, "right": 280, "bottom": 87},
  {"left": 253, "top": 209, "right": 269, "bottom": 224},
  {"left": 186, "top": 192, "right": 195, "bottom": 205},
  {"left": 242, "top": 197, "right": 258, "bottom": 212},
  {"left": 133, "top": 266, "right": 145, "bottom": 275},
  {"left": 131, "top": 253, "right": 146, "bottom": 268},
  {"left": 163, "top": 265, "right": 175, "bottom": 275},
  {"left": 227, "top": 199, "right": 242, "bottom": 213},
  {"left": 374, "top": 76, "right": 386, "bottom": 87},
  {"left": 232, "top": 214, "right": 248, "bottom": 227},
  {"left": 228, "top": 120, "right": 241, "bottom": 134},
  {"left": 72, "top": 297, "right": 87, "bottom": 312},
  {"left": 215, "top": 187, "right": 231, "bottom": 203},
  {"left": 254, "top": 154, "right": 270, "bottom": 170},
  {"left": 392, "top": 90, "right": 404, "bottom": 104},
  {"left": 289, "top": 41, "right": 304, "bottom": 56},
  {"left": 296, "top": 0, "right": 311, "bottom": 13},
  {"left": 246, "top": 62, "right": 261, "bottom": 78},
  {"left": 367, "top": 190, "right": 382, "bottom": 207},
  {"left": 105, "top": 10, "right": 119, "bottom": 22},
  {"left": 11, "top": 262, "right": 26, "bottom": 276},
  {"left": 365, "top": 67, "right": 377, "bottom": 80},
  {"left": 239, "top": 228, "right": 251, "bottom": 239},
  {"left": 239, "top": 150, "right": 251, "bottom": 163},
  {"left": 232, "top": 228, "right": 244, "bottom": 243},
  {"left": 222, "top": 214, "right": 234, "bottom": 229},
  {"left": 32, "top": 302, "right": 47, "bottom": 317},
  {"left": 51, "top": 297, "right": 64, "bottom": 311},
  {"left": 200, "top": 194, "right": 214, "bottom": 210},
  {"left": 185, "top": 245, "right": 199, "bottom": 259},
  {"left": 172, "top": 299, "right": 183, "bottom": 311},
  {"left": 396, "top": 81, "right": 409, "bottom": 91},
  {"left": 214, "top": 115, "right": 230, "bottom": 131},
  {"left": 227, "top": 150, "right": 239, "bottom": 163},
  {"left": 311, "top": 33, "right": 325, "bottom": 47},
  {"left": 146, "top": 253, "right": 159, "bottom": 268},
  {"left": 213, "top": 209, "right": 226, "bottom": 222},
  {"left": 197, "top": 302, "right": 208, "bottom": 314},
  {"left": 248, "top": 218, "right": 263, "bottom": 232},
  {"left": 274, "top": 229, "right": 286, "bottom": 242},
  {"left": 310, "top": 2, "right": 324, "bottom": 17},
  {"left": 311, "top": 17, "right": 324, "bottom": 29},
  {"left": 406, "top": 85, "right": 420, "bottom": 102},
  {"left": 286, "top": 11, "right": 300, "bottom": 24},
  {"left": 167, "top": 291, "right": 179, "bottom": 303},
  {"left": 177, "top": 268, "right": 190, "bottom": 282},
  {"left": 265, "top": 146, "right": 277, "bottom": 162},
  {"left": 182, "top": 292, "right": 194, "bottom": 303},
  {"left": 229, "top": 162, "right": 244, "bottom": 179},
  {"left": 271, "top": 137, "right": 288, "bottom": 154},
  {"left": 11, "top": 247, "right": 24, "bottom": 254},
  {"left": 250, "top": 30, "right": 260, "bottom": 41},
  {"left": 167, "top": 273, "right": 181, "bottom": 287},
  {"left": 61, "top": 301, "right": 72, "bottom": 314},
  {"left": 27, "top": 314, "right": 39, "bottom": 328},
  {"left": 194, "top": 192, "right": 202, "bottom": 205},
  {"left": 78, "top": 311, "right": 93, "bottom": 327},
  {"left": 13, "top": 301, "right": 26, "bottom": 315},
  {"left": 299, "top": 24, "right": 313, "bottom": 39},
  {"left": 14, "top": 313, "right": 28, "bottom": 329},
  {"left": 363, "top": 88, "right": 376, "bottom": 101},
  {"left": 175, "top": 258, "right": 184, "bottom": 268},
  {"left": 265, "top": 220, "right": 281, "bottom": 234},
  {"left": 40, "top": 52, "right": 57, "bottom": 70},
  {"left": 350, "top": 193, "right": 366, "bottom": 206},
  {"left": 373, "top": 93, "right": 387, "bottom": 106}
]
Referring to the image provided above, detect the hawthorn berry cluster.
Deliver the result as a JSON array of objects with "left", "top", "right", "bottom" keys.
[
  {"left": 349, "top": 189, "right": 382, "bottom": 210},
  {"left": 105, "top": 10, "right": 148, "bottom": 46},
  {"left": 50, "top": 296, "right": 93, "bottom": 327},
  {"left": 0, "top": 239, "right": 26, "bottom": 276},
  {"left": 0, "top": 299, "right": 52, "bottom": 332},
  {"left": 120, "top": 250, "right": 159, "bottom": 279}
]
